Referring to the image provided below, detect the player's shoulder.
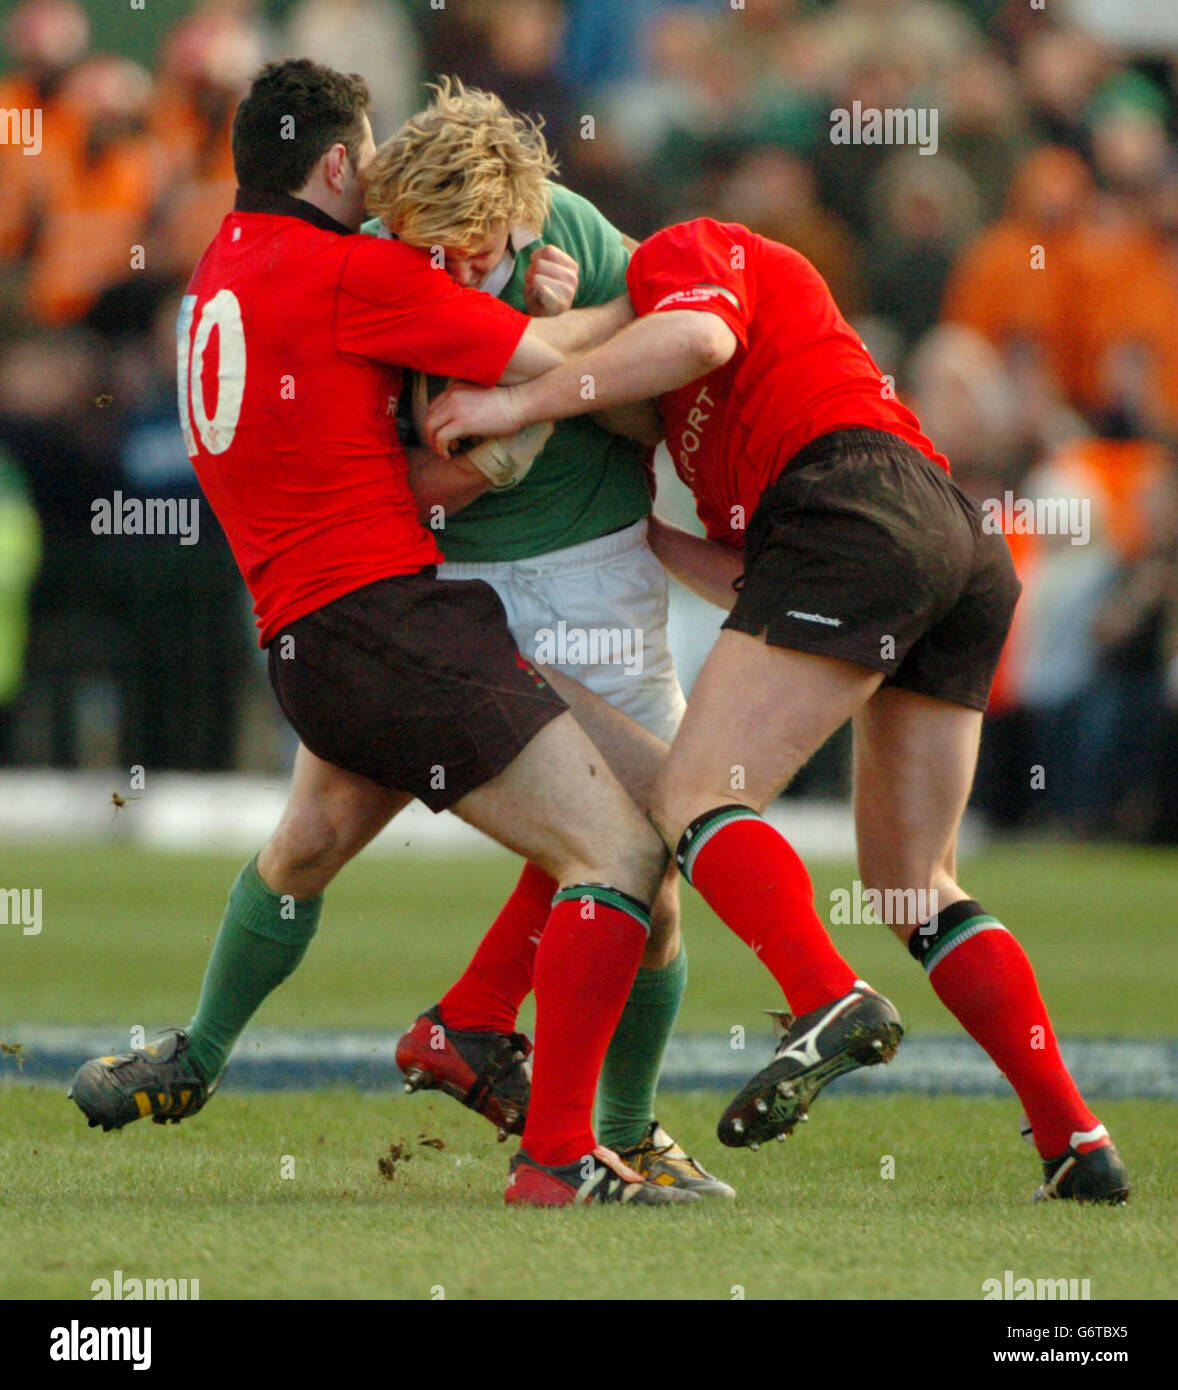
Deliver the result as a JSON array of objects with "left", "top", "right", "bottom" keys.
[
  {"left": 638, "top": 218, "right": 758, "bottom": 260},
  {"left": 185, "top": 235, "right": 219, "bottom": 295},
  {"left": 544, "top": 181, "right": 599, "bottom": 223},
  {"left": 541, "top": 182, "right": 617, "bottom": 249},
  {"left": 337, "top": 228, "right": 435, "bottom": 291},
  {"left": 185, "top": 211, "right": 246, "bottom": 292}
]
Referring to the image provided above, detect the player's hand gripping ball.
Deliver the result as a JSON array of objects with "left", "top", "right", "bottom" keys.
[{"left": 426, "top": 381, "right": 525, "bottom": 456}]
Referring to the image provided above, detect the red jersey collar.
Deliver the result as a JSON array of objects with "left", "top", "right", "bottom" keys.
[{"left": 233, "top": 187, "right": 353, "bottom": 237}]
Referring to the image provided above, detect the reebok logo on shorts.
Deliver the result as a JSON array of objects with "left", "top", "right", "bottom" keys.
[{"left": 786, "top": 609, "right": 842, "bottom": 627}]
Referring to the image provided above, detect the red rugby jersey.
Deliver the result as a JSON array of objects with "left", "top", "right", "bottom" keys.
[
  {"left": 627, "top": 218, "right": 949, "bottom": 547},
  {"left": 180, "top": 190, "right": 528, "bottom": 644}
]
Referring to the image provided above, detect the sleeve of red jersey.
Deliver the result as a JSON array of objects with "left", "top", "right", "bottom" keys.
[
  {"left": 334, "top": 236, "right": 529, "bottom": 384},
  {"left": 626, "top": 219, "right": 752, "bottom": 348}
]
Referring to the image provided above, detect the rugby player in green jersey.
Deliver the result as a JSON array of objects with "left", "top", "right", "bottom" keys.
[{"left": 358, "top": 79, "right": 731, "bottom": 1197}]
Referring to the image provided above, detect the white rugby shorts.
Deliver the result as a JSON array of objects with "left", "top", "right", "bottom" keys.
[{"left": 438, "top": 518, "right": 686, "bottom": 743}]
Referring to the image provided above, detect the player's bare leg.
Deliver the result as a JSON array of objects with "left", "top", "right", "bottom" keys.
[
  {"left": 542, "top": 664, "right": 680, "bottom": 965},
  {"left": 454, "top": 711, "right": 663, "bottom": 896},
  {"left": 247, "top": 753, "right": 544, "bottom": 1143},
  {"left": 258, "top": 743, "right": 408, "bottom": 897},
  {"left": 643, "top": 631, "right": 902, "bottom": 1146},
  {"left": 853, "top": 687, "right": 1130, "bottom": 1203},
  {"left": 253, "top": 747, "right": 528, "bottom": 1142},
  {"left": 397, "top": 716, "right": 684, "bottom": 1149},
  {"left": 653, "top": 633, "right": 881, "bottom": 831},
  {"left": 258, "top": 755, "right": 533, "bottom": 1141}
]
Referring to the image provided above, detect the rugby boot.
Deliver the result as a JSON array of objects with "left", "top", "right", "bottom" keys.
[
  {"left": 505, "top": 1148, "right": 701, "bottom": 1207},
  {"left": 397, "top": 1005, "right": 531, "bottom": 1141},
  {"left": 718, "top": 981, "right": 903, "bottom": 1147},
  {"left": 69, "top": 1028, "right": 213, "bottom": 1131},
  {"left": 1034, "top": 1128, "right": 1131, "bottom": 1205},
  {"left": 618, "top": 1121, "right": 736, "bottom": 1199}
]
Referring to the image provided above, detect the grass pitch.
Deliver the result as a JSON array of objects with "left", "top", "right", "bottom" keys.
[
  {"left": 2, "top": 1090, "right": 1173, "bottom": 1301},
  {"left": 1, "top": 840, "right": 1173, "bottom": 1301}
]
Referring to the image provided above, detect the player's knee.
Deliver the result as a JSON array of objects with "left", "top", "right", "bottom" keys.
[
  {"left": 650, "top": 760, "right": 760, "bottom": 852},
  {"left": 651, "top": 868, "right": 680, "bottom": 926},
  {"left": 544, "top": 819, "right": 665, "bottom": 906},
  {"left": 270, "top": 804, "right": 348, "bottom": 877},
  {"left": 648, "top": 771, "right": 698, "bottom": 850},
  {"left": 598, "top": 823, "right": 668, "bottom": 908}
]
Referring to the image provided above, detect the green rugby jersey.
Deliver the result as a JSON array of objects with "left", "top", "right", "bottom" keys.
[{"left": 362, "top": 183, "right": 651, "bottom": 561}]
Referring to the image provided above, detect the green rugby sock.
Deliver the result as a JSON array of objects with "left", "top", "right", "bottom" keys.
[
  {"left": 186, "top": 856, "right": 322, "bottom": 1085},
  {"left": 596, "top": 941, "right": 687, "bottom": 1151}
]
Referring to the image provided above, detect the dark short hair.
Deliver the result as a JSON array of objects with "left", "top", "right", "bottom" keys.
[{"left": 232, "top": 59, "right": 370, "bottom": 195}]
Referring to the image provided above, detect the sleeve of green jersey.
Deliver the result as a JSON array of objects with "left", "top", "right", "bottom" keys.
[{"left": 543, "top": 184, "right": 631, "bottom": 309}]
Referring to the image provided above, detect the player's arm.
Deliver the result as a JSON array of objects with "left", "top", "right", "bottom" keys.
[
  {"left": 427, "top": 309, "right": 736, "bottom": 451},
  {"left": 549, "top": 208, "right": 662, "bottom": 442},
  {"left": 522, "top": 212, "right": 655, "bottom": 432},
  {"left": 646, "top": 514, "right": 743, "bottom": 611},
  {"left": 500, "top": 292, "right": 636, "bottom": 383},
  {"left": 337, "top": 237, "right": 576, "bottom": 388},
  {"left": 406, "top": 418, "right": 553, "bottom": 514},
  {"left": 405, "top": 445, "right": 491, "bottom": 520}
]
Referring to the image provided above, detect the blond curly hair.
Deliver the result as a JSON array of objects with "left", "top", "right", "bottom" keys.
[{"left": 363, "top": 76, "right": 558, "bottom": 251}]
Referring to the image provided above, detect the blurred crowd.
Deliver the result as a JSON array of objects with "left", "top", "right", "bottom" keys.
[{"left": 0, "top": 0, "right": 1176, "bottom": 841}]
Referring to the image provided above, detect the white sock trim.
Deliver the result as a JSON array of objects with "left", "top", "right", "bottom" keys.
[
  {"left": 1070, "top": 1124, "right": 1108, "bottom": 1149},
  {"left": 678, "top": 806, "right": 762, "bottom": 883},
  {"left": 924, "top": 917, "right": 1008, "bottom": 974}
]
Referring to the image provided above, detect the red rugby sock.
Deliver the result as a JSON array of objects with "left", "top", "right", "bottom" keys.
[
  {"left": 438, "top": 862, "right": 554, "bottom": 1033},
  {"left": 680, "top": 807, "right": 856, "bottom": 1016},
  {"left": 921, "top": 905, "right": 1101, "bottom": 1159},
  {"left": 522, "top": 887, "right": 649, "bottom": 1168}
]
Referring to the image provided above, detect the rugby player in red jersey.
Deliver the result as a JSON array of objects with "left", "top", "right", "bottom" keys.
[
  {"left": 69, "top": 60, "right": 698, "bottom": 1209},
  {"left": 427, "top": 217, "right": 1131, "bottom": 1203}
]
